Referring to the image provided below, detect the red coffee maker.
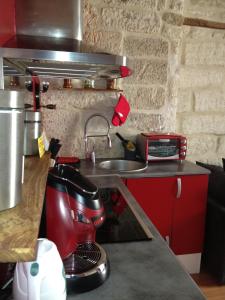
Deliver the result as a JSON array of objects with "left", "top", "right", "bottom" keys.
[{"left": 42, "top": 164, "right": 110, "bottom": 293}]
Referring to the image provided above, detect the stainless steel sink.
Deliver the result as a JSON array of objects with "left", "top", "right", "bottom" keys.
[{"left": 98, "top": 159, "right": 148, "bottom": 173}]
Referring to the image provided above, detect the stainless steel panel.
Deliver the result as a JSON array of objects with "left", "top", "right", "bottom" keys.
[
  {"left": 0, "top": 58, "right": 4, "bottom": 90},
  {"left": 24, "top": 111, "right": 42, "bottom": 156},
  {"left": 3, "top": 65, "right": 23, "bottom": 77},
  {"left": 0, "top": 99, "right": 24, "bottom": 211},
  {"left": 1, "top": 48, "right": 128, "bottom": 79},
  {"left": 24, "top": 111, "right": 42, "bottom": 122},
  {"left": 15, "top": 0, "right": 82, "bottom": 41},
  {"left": 0, "top": 48, "right": 127, "bottom": 65},
  {"left": 0, "top": 90, "right": 24, "bottom": 108}
]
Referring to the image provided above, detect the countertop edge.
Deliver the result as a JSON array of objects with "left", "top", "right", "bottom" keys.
[{"left": 79, "top": 159, "right": 210, "bottom": 178}]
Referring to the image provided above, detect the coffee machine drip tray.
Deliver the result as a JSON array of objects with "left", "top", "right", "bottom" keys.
[{"left": 96, "top": 188, "right": 152, "bottom": 244}]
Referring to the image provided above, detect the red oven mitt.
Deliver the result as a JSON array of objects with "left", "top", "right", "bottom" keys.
[
  {"left": 120, "top": 66, "right": 132, "bottom": 78},
  {"left": 112, "top": 94, "right": 130, "bottom": 126}
]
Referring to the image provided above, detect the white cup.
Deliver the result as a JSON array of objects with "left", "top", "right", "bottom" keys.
[{"left": 13, "top": 238, "right": 67, "bottom": 300}]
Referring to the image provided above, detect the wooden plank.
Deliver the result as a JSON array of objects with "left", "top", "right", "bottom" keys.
[
  {"left": 183, "top": 17, "right": 225, "bottom": 30},
  {"left": 0, "top": 153, "right": 50, "bottom": 262},
  {"left": 192, "top": 271, "right": 225, "bottom": 300}
]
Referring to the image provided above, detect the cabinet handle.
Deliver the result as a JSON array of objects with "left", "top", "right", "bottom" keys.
[
  {"left": 176, "top": 177, "right": 182, "bottom": 199},
  {"left": 21, "top": 155, "right": 25, "bottom": 184},
  {"left": 165, "top": 235, "right": 170, "bottom": 244}
]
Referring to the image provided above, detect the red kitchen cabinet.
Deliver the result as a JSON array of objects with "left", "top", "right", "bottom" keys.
[
  {"left": 126, "top": 177, "right": 175, "bottom": 240},
  {"left": 170, "top": 175, "right": 208, "bottom": 255},
  {"left": 126, "top": 175, "right": 208, "bottom": 256},
  {"left": 0, "top": 0, "right": 16, "bottom": 46}
]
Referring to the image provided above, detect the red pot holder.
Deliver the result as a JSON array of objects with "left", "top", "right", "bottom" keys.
[
  {"left": 112, "top": 94, "right": 130, "bottom": 126},
  {"left": 120, "top": 66, "right": 132, "bottom": 78}
]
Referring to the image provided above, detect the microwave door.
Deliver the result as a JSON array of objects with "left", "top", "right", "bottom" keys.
[{"left": 148, "top": 139, "right": 180, "bottom": 160}]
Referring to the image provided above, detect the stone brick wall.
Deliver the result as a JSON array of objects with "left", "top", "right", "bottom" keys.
[
  {"left": 184, "top": 0, "right": 225, "bottom": 23},
  {"left": 7, "top": 0, "right": 225, "bottom": 164},
  {"left": 38, "top": 0, "right": 185, "bottom": 158},
  {"left": 177, "top": 0, "right": 225, "bottom": 165}
]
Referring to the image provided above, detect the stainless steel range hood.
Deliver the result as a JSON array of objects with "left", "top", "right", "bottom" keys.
[{"left": 0, "top": 0, "right": 130, "bottom": 89}]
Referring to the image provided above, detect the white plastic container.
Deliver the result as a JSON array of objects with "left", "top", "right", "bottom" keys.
[{"left": 13, "top": 239, "right": 67, "bottom": 300}]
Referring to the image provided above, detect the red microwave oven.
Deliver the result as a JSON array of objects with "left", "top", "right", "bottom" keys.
[{"left": 136, "top": 133, "right": 187, "bottom": 161}]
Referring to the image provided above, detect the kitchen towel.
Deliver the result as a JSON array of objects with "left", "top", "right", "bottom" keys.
[{"left": 112, "top": 94, "right": 130, "bottom": 126}]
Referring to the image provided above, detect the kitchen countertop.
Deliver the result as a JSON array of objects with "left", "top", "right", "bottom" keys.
[
  {"left": 0, "top": 153, "right": 50, "bottom": 262},
  {"left": 68, "top": 175, "right": 206, "bottom": 300},
  {"left": 79, "top": 158, "right": 210, "bottom": 178}
]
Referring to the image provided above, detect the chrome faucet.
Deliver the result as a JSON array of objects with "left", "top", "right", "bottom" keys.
[{"left": 84, "top": 114, "right": 112, "bottom": 163}]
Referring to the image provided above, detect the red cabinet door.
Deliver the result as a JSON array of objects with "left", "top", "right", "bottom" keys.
[
  {"left": 170, "top": 175, "right": 208, "bottom": 255},
  {"left": 126, "top": 177, "right": 175, "bottom": 240},
  {"left": 0, "top": 0, "right": 15, "bottom": 46}
]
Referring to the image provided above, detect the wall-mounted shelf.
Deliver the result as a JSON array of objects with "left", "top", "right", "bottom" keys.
[
  {"left": 183, "top": 17, "right": 225, "bottom": 30},
  {"left": 0, "top": 153, "right": 50, "bottom": 263}
]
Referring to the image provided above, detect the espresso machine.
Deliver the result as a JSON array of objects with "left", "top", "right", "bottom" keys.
[{"left": 41, "top": 164, "right": 110, "bottom": 293}]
